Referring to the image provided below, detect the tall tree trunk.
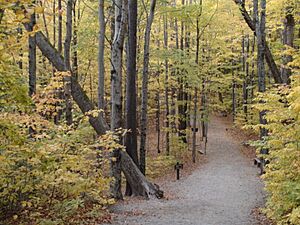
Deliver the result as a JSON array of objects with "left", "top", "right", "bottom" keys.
[
  {"left": 58, "top": 0, "right": 63, "bottom": 54},
  {"left": 243, "top": 35, "right": 250, "bottom": 122},
  {"left": 139, "top": 0, "right": 157, "bottom": 175},
  {"left": 192, "top": 1, "right": 202, "bottom": 162},
  {"left": 98, "top": 0, "right": 106, "bottom": 110},
  {"left": 192, "top": 88, "right": 198, "bottom": 163},
  {"left": 171, "top": 1, "right": 179, "bottom": 130},
  {"left": 110, "top": 0, "right": 127, "bottom": 200},
  {"left": 232, "top": 56, "right": 236, "bottom": 122},
  {"left": 255, "top": 0, "right": 268, "bottom": 139},
  {"left": 156, "top": 86, "right": 161, "bottom": 154},
  {"left": 163, "top": 10, "right": 170, "bottom": 156},
  {"left": 178, "top": 0, "right": 187, "bottom": 143},
  {"left": 28, "top": 8, "right": 36, "bottom": 97},
  {"left": 281, "top": 13, "right": 295, "bottom": 84},
  {"left": 64, "top": 0, "right": 73, "bottom": 126},
  {"left": 125, "top": 0, "right": 139, "bottom": 196},
  {"left": 72, "top": 0, "right": 78, "bottom": 79}
]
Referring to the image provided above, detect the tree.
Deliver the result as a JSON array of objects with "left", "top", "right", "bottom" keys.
[
  {"left": 64, "top": 0, "right": 73, "bottom": 125},
  {"left": 234, "top": 0, "right": 283, "bottom": 84},
  {"left": 125, "top": 0, "right": 139, "bottom": 195},
  {"left": 110, "top": 0, "right": 128, "bottom": 200},
  {"left": 98, "top": 0, "right": 106, "bottom": 110},
  {"left": 140, "top": 0, "right": 157, "bottom": 175},
  {"left": 28, "top": 5, "right": 36, "bottom": 97}
]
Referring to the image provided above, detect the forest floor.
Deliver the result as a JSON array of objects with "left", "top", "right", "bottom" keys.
[{"left": 103, "top": 116, "right": 267, "bottom": 225}]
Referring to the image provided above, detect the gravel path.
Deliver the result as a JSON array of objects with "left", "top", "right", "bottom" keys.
[{"left": 105, "top": 116, "right": 265, "bottom": 225}]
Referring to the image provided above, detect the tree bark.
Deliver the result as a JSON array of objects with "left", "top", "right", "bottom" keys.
[
  {"left": 72, "top": 0, "right": 79, "bottom": 79},
  {"left": 178, "top": 0, "right": 187, "bottom": 143},
  {"left": 234, "top": 0, "right": 283, "bottom": 84},
  {"left": 156, "top": 87, "right": 161, "bottom": 154},
  {"left": 243, "top": 35, "right": 249, "bottom": 121},
  {"left": 98, "top": 0, "right": 106, "bottom": 110},
  {"left": 110, "top": 0, "right": 127, "bottom": 200},
  {"left": 163, "top": 9, "right": 170, "bottom": 156},
  {"left": 254, "top": 0, "right": 268, "bottom": 139},
  {"left": 28, "top": 9, "right": 36, "bottom": 97},
  {"left": 58, "top": 0, "right": 63, "bottom": 54},
  {"left": 140, "top": 0, "right": 157, "bottom": 175},
  {"left": 192, "top": 88, "right": 198, "bottom": 163},
  {"left": 64, "top": 0, "right": 73, "bottom": 125},
  {"left": 125, "top": 0, "right": 139, "bottom": 195}
]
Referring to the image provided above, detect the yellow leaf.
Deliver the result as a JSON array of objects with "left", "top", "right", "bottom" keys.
[{"left": 35, "top": 7, "right": 44, "bottom": 14}]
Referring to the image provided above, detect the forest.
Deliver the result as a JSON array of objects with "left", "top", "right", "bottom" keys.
[{"left": 0, "top": 0, "right": 299, "bottom": 224}]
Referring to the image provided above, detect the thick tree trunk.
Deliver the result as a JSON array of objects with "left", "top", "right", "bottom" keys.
[
  {"left": 64, "top": 0, "right": 73, "bottom": 126},
  {"left": 234, "top": 0, "right": 283, "bottom": 84},
  {"left": 110, "top": 0, "right": 127, "bottom": 200},
  {"left": 120, "top": 151, "right": 163, "bottom": 198},
  {"left": 98, "top": 0, "right": 106, "bottom": 110},
  {"left": 125, "top": 0, "right": 139, "bottom": 196},
  {"left": 140, "top": 0, "right": 157, "bottom": 175},
  {"left": 28, "top": 9, "right": 36, "bottom": 97}
]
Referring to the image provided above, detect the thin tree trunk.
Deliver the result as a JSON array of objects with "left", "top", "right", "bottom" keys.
[
  {"left": 139, "top": 0, "right": 157, "bottom": 175},
  {"left": 243, "top": 35, "right": 250, "bottom": 122},
  {"left": 163, "top": 10, "right": 170, "bottom": 156},
  {"left": 72, "top": 0, "right": 79, "bottom": 79},
  {"left": 178, "top": 0, "right": 187, "bottom": 143},
  {"left": 58, "top": 0, "right": 63, "bottom": 54},
  {"left": 171, "top": 1, "right": 179, "bottom": 130},
  {"left": 28, "top": 9, "right": 36, "bottom": 97},
  {"left": 125, "top": 0, "right": 139, "bottom": 196},
  {"left": 232, "top": 57, "right": 236, "bottom": 122},
  {"left": 17, "top": 27, "right": 23, "bottom": 70},
  {"left": 156, "top": 87, "right": 161, "bottom": 154},
  {"left": 64, "top": 0, "right": 73, "bottom": 126},
  {"left": 192, "top": 1, "right": 202, "bottom": 162},
  {"left": 98, "top": 0, "right": 106, "bottom": 110},
  {"left": 192, "top": 88, "right": 198, "bottom": 163}
]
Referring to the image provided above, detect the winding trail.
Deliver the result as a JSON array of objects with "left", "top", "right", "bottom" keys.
[{"left": 106, "top": 116, "right": 265, "bottom": 225}]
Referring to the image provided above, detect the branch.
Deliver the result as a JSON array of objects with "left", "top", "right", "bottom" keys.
[{"left": 233, "top": 0, "right": 283, "bottom": 83}]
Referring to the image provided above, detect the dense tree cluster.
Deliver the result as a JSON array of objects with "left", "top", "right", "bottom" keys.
[{"left": 0, "top": 0, "right": 299, "bottom": 224}]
